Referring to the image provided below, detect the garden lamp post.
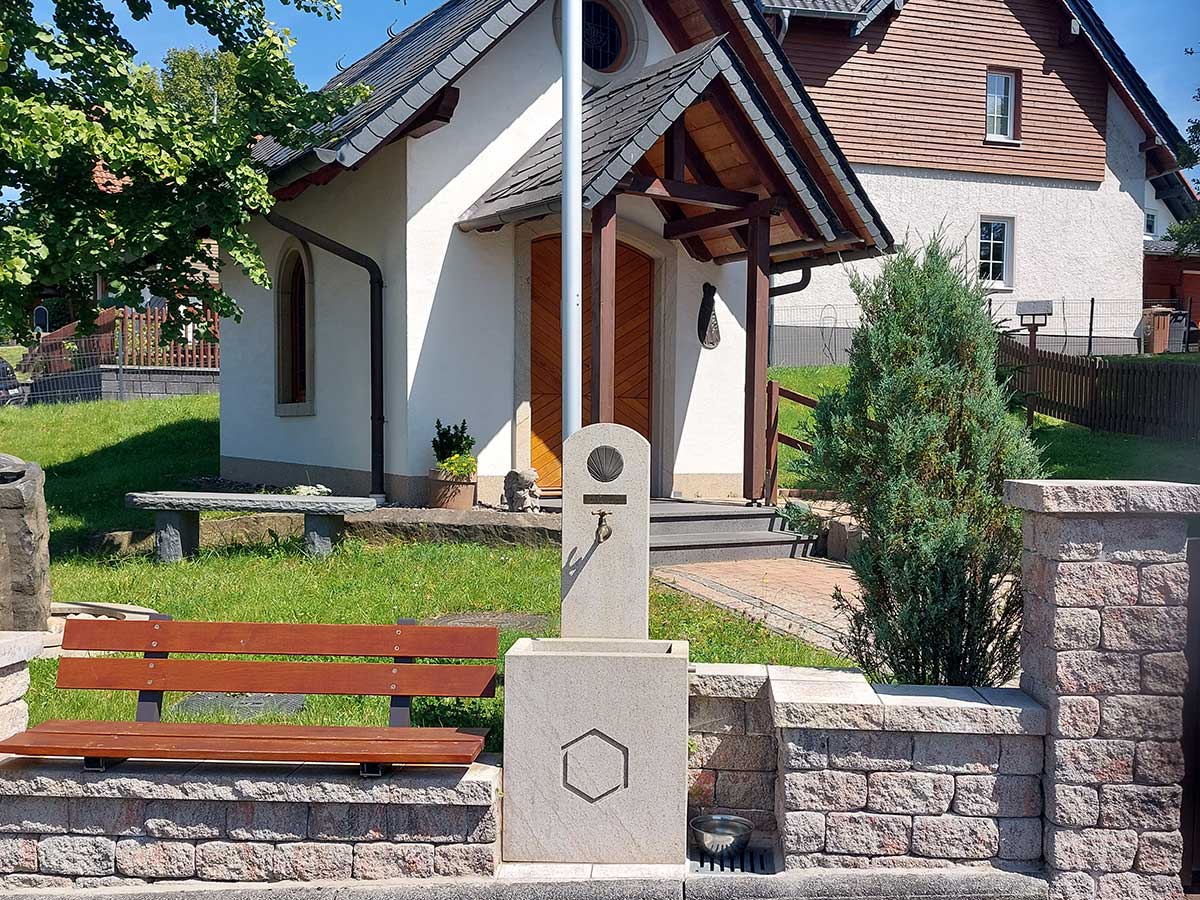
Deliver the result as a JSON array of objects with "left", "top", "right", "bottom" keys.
[
  {"left": 561, "top": 0, "right": 582, "bottom": 439},
  {"left": 1016, "top": 300, "right": 1052, "bottom": 427}
]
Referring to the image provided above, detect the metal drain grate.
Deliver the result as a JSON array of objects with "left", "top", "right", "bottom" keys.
[{"left": 688, "top": 845, "right": 779, "bottom": 875}]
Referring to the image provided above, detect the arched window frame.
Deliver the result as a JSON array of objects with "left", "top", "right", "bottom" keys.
[{"left": 275, "top": 238, "right": 316, "bottom": 416}]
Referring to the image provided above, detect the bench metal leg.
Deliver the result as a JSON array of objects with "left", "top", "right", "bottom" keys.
[
  {"left": 303, "top": 514, "right": 344, "bottom": 558},
  {"left": 155, "top": 511, "right": 200, "bottom": 563},
  {"left": 359, "top": 762, "right": 390, "bottom": 778},
  {"left": 84, "top": 757, "right": 125, "bottom": 772}
]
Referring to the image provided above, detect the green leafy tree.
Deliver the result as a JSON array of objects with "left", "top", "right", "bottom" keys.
[
  {"left": 801, "top": 237, "right": 1041, "bottom": 686},
  {"left": 139, "top": 47, "right": 241, "bottom": 126},
  {"left": 1, "top": 0, "right": 367, "bottom": 340}
]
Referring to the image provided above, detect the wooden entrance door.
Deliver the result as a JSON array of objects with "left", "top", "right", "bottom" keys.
[{"left": 530, "top": 235, "right": 653, "bottom": 488}]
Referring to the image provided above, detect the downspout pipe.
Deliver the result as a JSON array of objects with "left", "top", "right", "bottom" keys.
[{"left": 265, "top": 211, "right": 386, "bottom": 501}]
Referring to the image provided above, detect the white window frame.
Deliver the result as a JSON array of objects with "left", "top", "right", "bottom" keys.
[
  {"left": 979, "top": 217, "right": 1015, "bottom": 290},
  {"left": 1144, "top": 211, "right": 1158, "bottom": 237},
  {"left": 275, "top": 237, "right": 317, "bottom": 417},
  {"left": 986, "top": 70, "right": 1017, "bottom": 142}
]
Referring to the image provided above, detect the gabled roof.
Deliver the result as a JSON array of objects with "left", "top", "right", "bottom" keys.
[
  {"left": 459, "top": 38, "right": 837, "bottom": 242},
  {"left": 255, "top": 0, "right": 893, "bottom": 258},
  {"left": 253, "top": 0, "right": 540, "bottom": 181}
]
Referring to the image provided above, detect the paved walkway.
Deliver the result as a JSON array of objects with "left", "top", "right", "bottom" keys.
[{"left": 654, "top": 557, "right": 859, "bottom": 652}]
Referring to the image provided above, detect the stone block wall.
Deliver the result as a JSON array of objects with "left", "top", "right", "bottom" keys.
[
  {"left": 1007, "top": 480, "right": 1198, "bottom": 900},
  {"left": 98, "top": 365, "right": 220, "bottom": 400},
  {"left": 688, "top": 664, "right": 778, "bottom": 840},
  {"left": 0, "top": 633, "right": 41, "bottom": 742},
  {"left": 771, "top": 673, "right": 1047, "bottom": 871},
  {"left": 0, "top": 759, "right": 499, "bottom": 888},
  {"left": 0, "top": 459, "right": 50, "bottom": 633}
]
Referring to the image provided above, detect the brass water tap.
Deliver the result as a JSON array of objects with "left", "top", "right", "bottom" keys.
[{"left": 592, "top": 509, "right": 612, "bottom": 543}]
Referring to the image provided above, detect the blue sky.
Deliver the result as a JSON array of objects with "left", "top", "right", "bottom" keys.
[{"left": 24, "top": 0, "right": 1200, "bottom": 175}]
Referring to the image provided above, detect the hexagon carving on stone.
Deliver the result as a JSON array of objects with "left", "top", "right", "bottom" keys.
[{"left": 560, "top": 728, "right": 629, "bottom": 804}]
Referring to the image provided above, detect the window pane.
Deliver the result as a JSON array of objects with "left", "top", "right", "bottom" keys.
[{"left": 987, "top": 73, "right": 1013, "bottom": 137}]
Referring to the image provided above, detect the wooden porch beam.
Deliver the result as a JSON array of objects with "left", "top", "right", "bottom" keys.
[
  {"left": 662, "top": 198, "right": 784, "bottom": 242},
  {"left": 705, "top": 84, "right": 814, "bottom": 242},
  {"left": 743, "top": 214, "right": 771, "bottom": 503},
  {"left": 683, "top": 132, "right": 748, "bottom": 251},
  {"left": 590, "top": 193, "right": 617, "bottom": 424},
  {"left": 617, "top": 175, "right": 758, "bottom": 211},
  {"left": 631, "top": 160, "right": 712, "bottom": 263},
  {"left": 682, "top": 0, "right": 872, "bottom": 242},
  {"left": 665, "top": 121, "right": 686, "bottom": 182}
]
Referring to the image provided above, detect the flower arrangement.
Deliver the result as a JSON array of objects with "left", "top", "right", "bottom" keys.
[
  {"left": 432, "top": 418, "right": 476, "bottom": 463},
  {"left": 436, "top": 452, "right": 477, "bottom": 481}
]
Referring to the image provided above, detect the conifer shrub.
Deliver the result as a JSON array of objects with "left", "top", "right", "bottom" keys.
[{"left": 802, "top": 238, "right": 1041, "bottom": 685}]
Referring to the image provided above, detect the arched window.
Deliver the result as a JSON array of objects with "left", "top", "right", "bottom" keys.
[{"left": 276, "top": 242, "right": 314, "bottom": 415}]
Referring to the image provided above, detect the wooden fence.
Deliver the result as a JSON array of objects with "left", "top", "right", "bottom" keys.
[
  {"left": 119, "top": 306, "right": 220, "bottom": 368},
  {"left": 998, "top": 334, "right": 1200, "bottom": 440}
]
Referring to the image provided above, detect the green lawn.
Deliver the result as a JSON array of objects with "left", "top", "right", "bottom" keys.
[
  {"left": 31, "top": 540, "right": 845, "bottom": 748},
  {"left": 768, "top": 365, "right": 850, "bottom": 490},
  {"left": 0, "top": 395, "right": 219, "bottom": 552},
  {"left": 1104, "top": 352, "right": 1200, "bottom": 366},
  {"left": 0, "top": 344, "right": 27, "bottom": 379},
  {"left": 769, "top": 364, "right": 1200, "bottom": 488},
  {"left": 6, "top": 394, "right": 843, "bottom": 747}
]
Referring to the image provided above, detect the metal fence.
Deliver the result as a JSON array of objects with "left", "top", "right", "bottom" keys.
[
  {"left": 4, "top": 307, "right": 220, "bottom": 405},
  {"left": 769, "top": 298, "right": 1198, "bottom": 367}
]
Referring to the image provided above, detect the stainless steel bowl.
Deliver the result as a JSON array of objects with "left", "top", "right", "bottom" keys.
[{"left": 689, "top": 813, "right": 754, "bottom": 857}]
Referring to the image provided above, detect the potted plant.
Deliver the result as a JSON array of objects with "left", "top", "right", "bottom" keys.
[{"left": 428, "top": 419, "right": 478, "bottom": 510}]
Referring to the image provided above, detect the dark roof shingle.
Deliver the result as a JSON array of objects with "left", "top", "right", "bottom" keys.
[
  {"left": 253, "top": 0, "right": 537, "bottom": 176},
  {"left": 458, "top": 37, "right": 838, "bottom": 240}
]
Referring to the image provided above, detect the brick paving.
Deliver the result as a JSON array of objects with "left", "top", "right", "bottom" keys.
[{"left": 654, "top": 557, "right": 859, "bottom": 652}]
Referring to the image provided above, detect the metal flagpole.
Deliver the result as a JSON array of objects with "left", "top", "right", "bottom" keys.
[{"left": 561, "top": 0, "right": 583, "bottom": 439}]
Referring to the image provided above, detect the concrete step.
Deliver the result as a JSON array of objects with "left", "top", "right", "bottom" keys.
[
  {"left": 649, "top": 530, "right": 815, "bottom": 565},
  {"left": 649, "top": 501, "right": 786, "bottom": 536}
]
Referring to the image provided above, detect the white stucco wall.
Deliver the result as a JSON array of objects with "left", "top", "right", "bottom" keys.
[
  {"left": 1143, "top": 180, "right": 1178, "bottom": 240},
  {"left": 219, "top": 141, "right": 408, "bottom": 486},
  {"left": 776, "top": 87, "right": 1150, "bottom": 340},
  {"left": 220, "top": 0, "right": 752, "bottom": 496}
]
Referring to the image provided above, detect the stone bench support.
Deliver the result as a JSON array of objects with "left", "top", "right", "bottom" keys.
[
  {"left": 126, "top": 492, "right": 379, "bottom": 562},
  {"left": 0, "top": 632, "right": 43, "bottom": 741},
  {"left": 1006, "top": 479, "right": 1199, "bottom": 900}
]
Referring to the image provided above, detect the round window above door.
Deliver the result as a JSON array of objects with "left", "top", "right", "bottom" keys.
[{"left": 553, "top": 0, "right": 648, "bottom": 85}]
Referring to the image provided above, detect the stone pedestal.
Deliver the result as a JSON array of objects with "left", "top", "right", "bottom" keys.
[
  {"left": 0, "top": 632, "right": 42, "bottom": 741},
  {"left": 0, "top": 457, "right": 51, "bottom": 632},
  {"left": 1006, "top": 479, "right": 1199, "bottom": 900},
  {"left": 560, "top": 424, "right": 650, "bottom": 639},
  {"left": 502, "top": 638, "right": 689, "bottom": 864}
]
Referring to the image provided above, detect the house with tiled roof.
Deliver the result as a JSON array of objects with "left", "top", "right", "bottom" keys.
[
  {"left": 762, "top": 0, "right": 1196, "bottom": 348},
  {"left": 219, "top": 0, "right": 1193, "bottom": 506},
  {"left": 221, "top": 0, "right": 896, "bottom": 504}
]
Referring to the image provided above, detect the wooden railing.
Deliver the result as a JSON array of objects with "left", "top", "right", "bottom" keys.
[
  {"left": 998, "top": 334, "right": 1200, "bottom": 440},
  {"left": 765, "top": 379, "right": 816, "bottom": 505},
  {"left": 119, "top": 307, "right": 220, "bottom": 369}
]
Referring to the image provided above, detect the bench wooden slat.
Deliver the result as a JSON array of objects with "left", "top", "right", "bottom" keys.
[
  {"left": 57, "top": 657, "right": 498, "bottom": 698},
  {"left": 0, "top": 727, "right": 483, "bottom": 765},
  {"left": 61, "top": 619, "right": 499, "bottom": 660},
  {"left": 30, "top": 720, "right": 486, "bottom": 745}
]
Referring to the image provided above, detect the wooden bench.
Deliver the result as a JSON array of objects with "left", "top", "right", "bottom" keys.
[
  {"left": 125, "top": 491, "right": 380, "bottom": 561},
  {"left": 0, "top": 617, "right": 498, "bottom": 777}
]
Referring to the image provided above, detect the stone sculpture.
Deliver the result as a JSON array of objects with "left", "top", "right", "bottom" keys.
[{"left": 503, "top": 468, "right": 541, "bottom": 513}]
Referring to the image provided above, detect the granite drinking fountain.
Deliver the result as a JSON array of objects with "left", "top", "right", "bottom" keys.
[{"left": 502, "top": 424, "right": 689, "bottom": 865}]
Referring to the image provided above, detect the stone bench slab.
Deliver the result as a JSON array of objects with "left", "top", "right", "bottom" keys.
[
  {"left": 0, "top": 756, "right": 500, "bottom": 805},
  {"left": 126, "top": 492, "right": 379, "bottom": 515}
]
